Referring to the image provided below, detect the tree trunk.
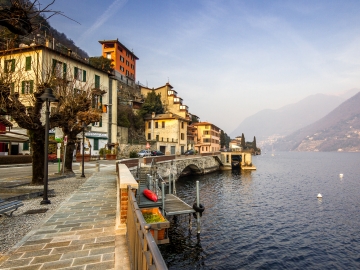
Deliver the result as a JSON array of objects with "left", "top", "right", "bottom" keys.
[
  {"left": 29, "top": 129, "right": 45, "bottom": 185},
  {"left": 63, "top": 141, "right": 75, "bottom": 174}
]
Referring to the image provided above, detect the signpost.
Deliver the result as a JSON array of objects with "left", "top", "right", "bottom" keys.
[
  {"left": 57, "top": 143, "right": 61, "bottom": 173},
  {"left": 62, "top": 136, "right": 67, "bottom": 175}
]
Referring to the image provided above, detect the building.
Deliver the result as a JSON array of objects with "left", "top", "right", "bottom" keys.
[
  {"left": 144, "top": 112, "right": 189, "bottom": 155},
  {"left": 0, "top": 37, "right": 118, "bottom": 156},
  {"left": 99, "top": 39, "right": 138, "bottom": 82},
  {"left": 192, "top": 122, "right": 221, "bottom": 153},
  {"left": 140, "top": 83, "right": 190, "bottom": 119}
]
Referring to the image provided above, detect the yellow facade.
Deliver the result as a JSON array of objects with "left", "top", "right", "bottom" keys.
[{"left": 193, "top": 122, "right": 221, "bottom": 153}]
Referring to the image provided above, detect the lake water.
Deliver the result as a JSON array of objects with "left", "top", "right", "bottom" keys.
[{"left": 159, "top": 152, "right": 360, "bottom": 269}]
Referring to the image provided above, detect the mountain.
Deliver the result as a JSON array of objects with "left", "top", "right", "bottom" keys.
[
  {"left": 230, "top": 93, "right": 345, "bottom": 141},
  {"left": 273, "top": 92, "right": 360, "bottom": 152}
]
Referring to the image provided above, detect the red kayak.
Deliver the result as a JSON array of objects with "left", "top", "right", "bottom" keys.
[{"left": 143, "top": 189, "right": 158, "bottom": 202}]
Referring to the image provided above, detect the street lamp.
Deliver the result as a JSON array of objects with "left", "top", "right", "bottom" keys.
[
  {"left": 40, "top": 88, "right": 58, "bottom": 205},
  {"left": 81, "top": 122, "right": 87, "bottom": 178}
]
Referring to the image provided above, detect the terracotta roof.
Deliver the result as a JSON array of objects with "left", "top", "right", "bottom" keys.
[{"left": 143, "top": 113, "right": 189, "bottom": 122}]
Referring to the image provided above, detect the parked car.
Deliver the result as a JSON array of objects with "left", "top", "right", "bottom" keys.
[
  {"left": 137, "top": 149, "right": 152, "bottom": 157},
  {"left": 151, "top": 150, "right": 164, "bottom": 156},
  {"left": 184, "top": 149, "right": 195, "bottom": 155}
]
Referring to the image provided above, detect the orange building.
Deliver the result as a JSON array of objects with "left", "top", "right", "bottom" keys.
[{"left": 99, "top": 39, "right": 139, "bottom": 81}]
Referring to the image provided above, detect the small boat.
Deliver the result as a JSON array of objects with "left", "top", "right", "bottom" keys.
[{"left": 317, "top": 193, "right": 322, "bottom": 198}]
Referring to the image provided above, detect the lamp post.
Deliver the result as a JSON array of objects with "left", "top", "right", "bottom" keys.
[
  {"left": 81, "top": 122, "right": 87, "bottom": 178},
  {"left": 40, "top": 88, "right": 58, "bottom": 205}
]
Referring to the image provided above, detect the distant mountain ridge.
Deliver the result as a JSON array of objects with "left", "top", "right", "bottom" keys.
[
  {"left": 274, "top": 92, "right": 360, "bottom": 152},
  {"left": 230, "top": 93, "right": 345, "bottom": 140}
]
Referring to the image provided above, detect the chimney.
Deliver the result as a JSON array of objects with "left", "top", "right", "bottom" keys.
[{"left": 152, "top": 112, "right": 155, "bottom": 118}]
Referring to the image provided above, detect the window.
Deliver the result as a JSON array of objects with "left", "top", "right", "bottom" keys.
[
  {"left": 74, "top": 67, "right": 86, "bottom": 82},
  {"left": 181, "top": 122, "right": 184, "bottom": 129},
  {"left": 156, "top": 135, "right": 159, "bottom": 141},
  {"left": 181, "top": 133, "right": 184, "bottom": 140},
  {"left": 25, "top": 56, "right": 31, "bottom": 71},
  {"left": 155, "top": 122, "right": 158, "bottom": 128},
  {"left": 106, "top": 53, "right": 111, "bottom": 59},
  {"left": 23, "top": 142, "right": 29, "bottom": 151},
  {"left": 120, "top": 56, "right": 124, "bottom": 62},
  {"left": 148, "top": 122, "right": 151, "bottom": 129},
  {"left": 162, "top": 121, "right": 165, "bottom": 128},
  {"left": 52, "top": 59, "right": 66, "bottom": 79},
  {"left": 148, "top": 133, "right": 151, "bottom": 140},
  {"left": 95, "top": 75, "right": 100, "bottom": 88},
  {"left": 4, "top": 59, "right": 15, "bottom": 73},
  {"left": 21, "top": 80, "right": 33, "bottom": 94},
  {"left": 92, "top": 94, "right": 102, "bottom": 109},
  {"left": 126, "top": 60, "right": 129, "bottom": 66},
  {"left": 9, "top": 83, "right": 15, "bottom": 94},
  {"left": 120, "top": 66, "right": 124, "bottom": 72},
  {"left": 94, "top": 139, "right": 99, "bottom": 150},
  {"left": 93, "top": 116, "right": 102, "bottom": 127}
]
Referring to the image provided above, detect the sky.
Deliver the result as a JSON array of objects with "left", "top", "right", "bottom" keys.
[{"left": 41, "top": 0, "right": 360, "bottom": 134}]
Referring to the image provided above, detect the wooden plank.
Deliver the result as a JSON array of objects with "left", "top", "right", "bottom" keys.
[{"left": 164, "top": 194, "right": 195, "bottom": 216}]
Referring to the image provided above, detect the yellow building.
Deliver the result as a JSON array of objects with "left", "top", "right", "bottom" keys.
[
  {"left": 144, "top": 112, "right": 189, "bottom": 155},
  {"left": 192, "top": 122, "right": 221, "bottom": 154},
  {"left": 0, "top": 39, "right": 117, "bottom": 155},
  {"left": 140, "top": 83, "right": 189, "bottom": 119}
]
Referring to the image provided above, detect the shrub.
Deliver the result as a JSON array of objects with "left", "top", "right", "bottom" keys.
[{"left": 129, "top": 150, "right": 138, "bottom": 158}]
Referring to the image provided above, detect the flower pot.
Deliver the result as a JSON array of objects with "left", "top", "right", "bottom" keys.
[{"left": 141, "top": 207, "right": 170, "bottom": 241}]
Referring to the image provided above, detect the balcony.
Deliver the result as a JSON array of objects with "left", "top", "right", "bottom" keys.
[
  {"left": 173, "top": 97, "right": 183, "bottom": 104},
  {"left": 180, "top": 105, "right": 188, "bottom": 111},
  {"left": 167, "top": 90, "right": 178, "bottom": 96}
]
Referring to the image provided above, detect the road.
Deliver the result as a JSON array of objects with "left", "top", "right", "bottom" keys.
[{"left": 0, "top": 160, "right": 117, "bottom": 180}]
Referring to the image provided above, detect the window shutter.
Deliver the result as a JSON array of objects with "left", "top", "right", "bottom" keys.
[
  {"left": 74, "top": 67, "right": 78, "bottom": 79},
  {"left": 30, "top": 80, "right": 34, "bottom": 93},
  {"left": 25, "top": 56, "right": 31, "bottom": 70},
  {"left": 21, "top": 81, "right": 25, "bottom": 94},
  {"left": 83, "top": 70, "right": 86, "bottom": 82},
  {"left": 52, "top": 59, "right": 57, "bottom": 74},
  {"left": 95, "top": 75, "right": 100, "bottom": 88},
  {"left": 11, "top": 59, "right": 15, "bottom": 72},
  {"left": 23, "top": 142, "right": 29, "bottom": 151},
  {"left": 99, "top": 116, "right": 102, "bottom": 127},
  {"left": 99, "top": 95, "right": 102, "bottom": 108},
  {"left": 63, "top": 63, "right": 67, "bottom": 79}
]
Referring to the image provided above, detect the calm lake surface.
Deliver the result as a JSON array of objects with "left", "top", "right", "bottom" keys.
[{"left": 159, "top": 152, "right": 360, "bottom": 269}]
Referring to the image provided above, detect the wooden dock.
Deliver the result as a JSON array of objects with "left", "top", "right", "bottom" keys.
[{"left": 164, "top": 194, "right": 195, "bottom": 216}]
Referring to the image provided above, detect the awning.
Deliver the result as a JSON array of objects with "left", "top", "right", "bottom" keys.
[{"left": 0, "top": 132, "right": 29, "bottom": 143}]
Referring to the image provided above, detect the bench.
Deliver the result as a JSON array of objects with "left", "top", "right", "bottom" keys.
[{"left": 0, "top": 199, "right": 24, "bottom": 217}]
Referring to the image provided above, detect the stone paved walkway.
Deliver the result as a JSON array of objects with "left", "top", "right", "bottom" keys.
[{"left": 0, "top": 167, "right": 130, "bottom": 270}]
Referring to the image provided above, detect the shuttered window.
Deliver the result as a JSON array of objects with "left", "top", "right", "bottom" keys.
[
  {"left": 25, "top": 56, "right": 31, "bottom": 71},
  {"left": 95, "top": 75, "right": 100, "bottom": 88},
  {"left": 21, "top": 80, "right": 34, "bottom": 94}
]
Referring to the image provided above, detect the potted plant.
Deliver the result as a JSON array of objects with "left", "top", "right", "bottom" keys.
[
  {"left": 105, "top": 148, "right": 116, "bottom": 160},
  {"left": 141, "top": 207, "right": 170, "bottom": 243}
]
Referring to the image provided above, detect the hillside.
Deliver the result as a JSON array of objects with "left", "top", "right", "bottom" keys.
[
  {"left": 274, "top": 92, "right": 360, "bottom": 152},
  {"left": 230, "top": 93, "right": 345, "bottom": 140}
]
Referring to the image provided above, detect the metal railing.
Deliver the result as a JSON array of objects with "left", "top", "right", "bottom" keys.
[{"left": 126, "top": 185, "right": 168, "bottom": 270}]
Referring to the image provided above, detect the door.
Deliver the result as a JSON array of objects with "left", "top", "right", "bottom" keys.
[
  {"left": 171, "top": 146, "right": 175, "bottom": 155},
  {"left": 160, "top": 146, "right": 166, "bottom": 154}
]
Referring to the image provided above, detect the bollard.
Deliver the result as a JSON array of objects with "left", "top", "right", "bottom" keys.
[
  {"left": 79, "top": 163, "right": 82, "bottom": 172},
  {"left": 95, "top": 161, "right": 100, "bottom": 172}
]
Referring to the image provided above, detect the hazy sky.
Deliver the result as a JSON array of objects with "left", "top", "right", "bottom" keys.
[{"left": 43, "top": 0, "right": 360, "bottom": 134}]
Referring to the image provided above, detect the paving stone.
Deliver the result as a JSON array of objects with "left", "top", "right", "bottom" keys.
[
  {"left": 69, "top": 239, "right": 94, "bottom": 246},
  {"left": 44, "top": 241, "right": 71, "bottom": 249},
  {"left": 16, "top": 244, "right": 47, "bottom": 253},
  {"left": 72, "top": 255, "right": 101, "bottom": 266},
  {"left": 85, "top": 261, "right": 114, "bottom": 270},
  {"left": 7, "top": 264, "right": 42, "bottom": 270},
  {"left": 22, "top": 249, "right": 52, "bottom": 258},
  {"left": 41, "top": 258, "right": 73, "bottom": 269},
  {"left": 90, "top": 246, "right": 114, "bottom": 256},
  {"left": 51, "top": 244, "right": 84, "bottom": 255},
  {"left": 31, "top": 254, "right": 62, "bottom": 264},
  {"left": 22, "top": 239, "right": 52, "bottom": 246},
  {"left": 0, "top": 257, "right": 33, "bottom": 268},
  {"left": 83, "top": 241, "right": 115, "bottom": 250},
  {"left": 102, "top": 252, "right": 115, "bottom": 262},
  {"left": 60, "top": 249, "right": 89, "bottom": 260}
]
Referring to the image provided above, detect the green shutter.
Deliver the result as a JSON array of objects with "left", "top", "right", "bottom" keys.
[
  {"left": 83, "top": 70, "right": 86, "bottom": 82},
  {"left": 21, "top": 81, "right": 25, "bottom": 94},
  {"left": 63, "top": 63, "right": 67, "bottom": 79},
  {"left": 52, "top": 59, "right": 57, "bottom": 74},
  {"left": 11, "top": 59, "right": 15, "bottom": 72},
  {"left": 99, "top": 95, "right": 102, "bottom": 108},
  {"left": 94, "top": 139, "right": 99, "bottom": 150},
  {"left": 99, "top": 116, "right": 102, "bottom": 127},
  {"left": 74, "top": 67, "right": 78, "bottom": 79},
  {"left": 30, "top": 80, "right": 34, "bottom": 93},
  {"left": 23, "top": 142, "right": 29, "bottom": 150},
  {"left": 25, "top": 56, "right": 31, "bottom": 70},
  {"left": 95, "top": 75, "right": 100, "bottom": 88}
]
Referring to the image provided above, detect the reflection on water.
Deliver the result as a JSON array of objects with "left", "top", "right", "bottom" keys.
[{"left": 159, "top": 152, "right": 360, "bottom": 269}]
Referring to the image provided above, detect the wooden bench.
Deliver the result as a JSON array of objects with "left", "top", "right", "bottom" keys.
[{"left": 0, "top": 199, "right": 24, "bottom": 217}]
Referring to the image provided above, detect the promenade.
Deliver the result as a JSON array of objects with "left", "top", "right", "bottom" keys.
[{"left": 0, "top": 165, "right": 130, "bottom": 270}]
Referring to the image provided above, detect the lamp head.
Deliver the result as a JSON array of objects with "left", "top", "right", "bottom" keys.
[{"left": 40, "top": 88, "right": 58, "bottom": 102}]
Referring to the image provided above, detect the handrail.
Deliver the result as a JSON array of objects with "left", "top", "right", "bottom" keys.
[{"left": 126, "top": 185, "right": 168, "bottom": 270}]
